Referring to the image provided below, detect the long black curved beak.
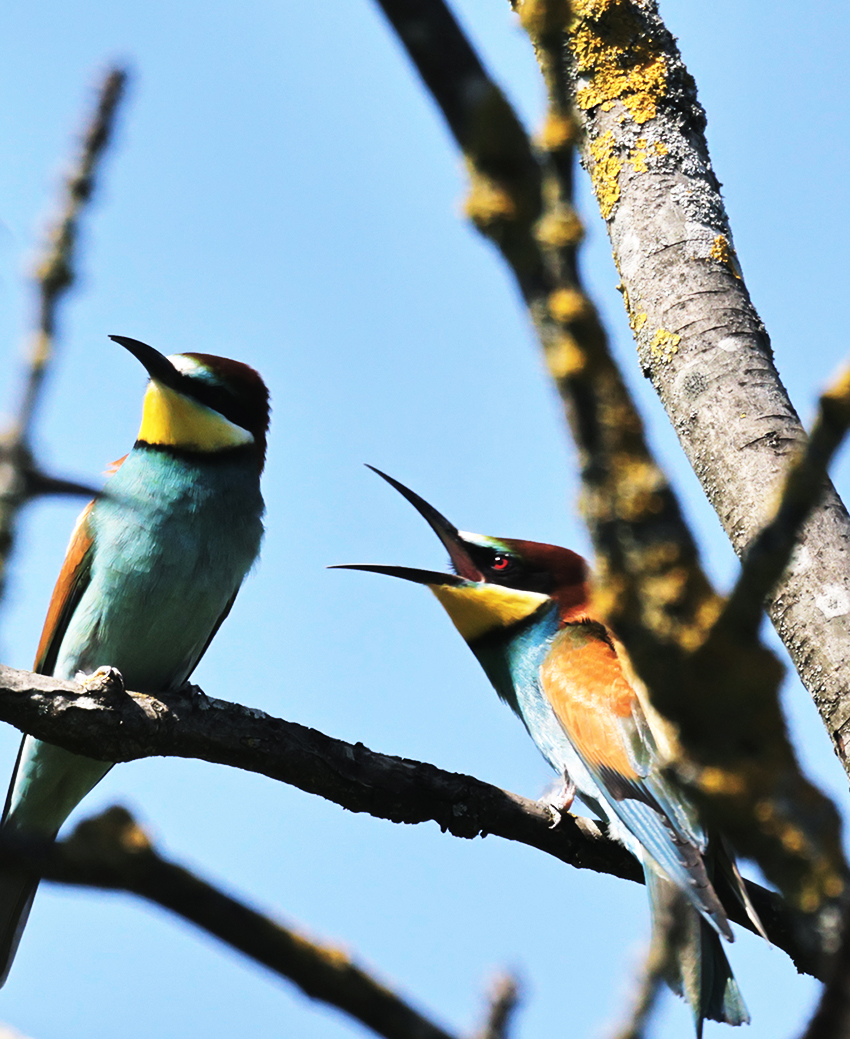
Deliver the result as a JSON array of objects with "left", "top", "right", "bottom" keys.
[
  {"left": 331, "top": 467, "right": 484, "bottom": 585},
  {"left": 332, "top": 563, "right": 465, "bottom": 587},
  {"left": 110, "top": 334, "right": 181, "bottom": 389}
]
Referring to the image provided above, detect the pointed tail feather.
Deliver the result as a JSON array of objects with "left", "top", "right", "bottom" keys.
[
  {"left": 0, "top": 866, "right": 39, "bottom": 987},
  {"left": 0, "top": 735, "right": 112, "bottom": 986},
  {"left": 716, "top": 836, "right": 769, "bottom": 942},
  {"left": 684, "top": 914, "right": 750, "bottom": 1037},
  {"left": 645, "top": 869, "right": 749, "bottom": 1036}
]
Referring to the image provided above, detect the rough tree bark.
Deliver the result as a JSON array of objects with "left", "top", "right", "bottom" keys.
[
  {"left": 0, "top": 663, "right": 816, "bottom": 977},
  {"left": 566, "top": 0, "right": 850, "bottom": 774}
]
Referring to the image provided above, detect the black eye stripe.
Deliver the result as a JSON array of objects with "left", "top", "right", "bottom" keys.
[{"left": 173, "top": 371, "right": 253, "bottom": 432}]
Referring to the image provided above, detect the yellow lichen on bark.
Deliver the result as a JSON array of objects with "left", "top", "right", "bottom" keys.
[
  {"left": 619, "top": 281, "right": 647, "bottom": 332},
  {"left": 709, "top": 234, "right": 742, "bottom": 279},
  {"left": 649, "top": 328, "right": 680, "bottom": 362},
  {"left": 516, "top": 0, "right": 571, "bottom": 38},
  {"left": 628, "top": 138, "right": 648, "bottom": 172},
  {"left": 821, "top": 367, "right": 850, "bottom": 423},
  {"left": 571, "top": 0, "right": 667, "bottom": 124},
  {"left": 588, "top": 130, "right": 621, "bottom": 217}
]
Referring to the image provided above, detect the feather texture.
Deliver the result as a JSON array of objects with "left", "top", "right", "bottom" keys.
[{"left": 0, "top": 343, "right": 268, "bottom": 986}]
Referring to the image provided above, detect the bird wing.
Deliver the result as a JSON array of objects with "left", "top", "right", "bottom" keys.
[
  {"left": 33, "top": 502, "right": 96, "bottom": 676},
  {"left": 2, "top": 501, "right": 97, "bottom": 827},
  {"left": 541, "top": 621, "right": 732, "bottom": 938},
  {"left": 186, "top": 588, "right": 240, "bottom": 679}
]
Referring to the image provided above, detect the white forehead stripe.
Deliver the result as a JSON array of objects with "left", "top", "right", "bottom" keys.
[{"left": 167, "top": 353, "right": 206, "bottom": 376}]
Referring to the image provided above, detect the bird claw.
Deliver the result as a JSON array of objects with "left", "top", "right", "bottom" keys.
[
  {"left": 540, "top": 774, "right": 576, "bottom": 828},
  {"left": 183, "top": 682, "right": 210, "bottom": 707},
  {"left": 75, "top": 666, "right": 126, "bottom": 696}
]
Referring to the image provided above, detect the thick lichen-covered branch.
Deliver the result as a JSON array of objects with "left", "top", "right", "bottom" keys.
[
  {"left": 371, "top": 0, "right": 843, "bottom": 940},
  {"left": 0, "top": 68, "right": 125, "bottom": 609},
  {"left": 373, "top": 0, "right": 727, "bottom": 740},
  {"left": 665, "top": 370, "right": 850, "bottom": 919},
  {"left": 0, "top": 807, "right": 459, "bottom": 1039},
  {"left": 0, "top": 663, "right": 819, "bottom": 977},
  {"left": 509, "top": 0, "right": 721, "bottom": 656},
  {"left": 564, "top": 0, "right": 850, "bottom": 781}
]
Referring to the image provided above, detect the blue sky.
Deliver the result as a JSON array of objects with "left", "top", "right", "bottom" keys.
[{"left": 0, "top": 1, "right": 848, "bottom": 1037}]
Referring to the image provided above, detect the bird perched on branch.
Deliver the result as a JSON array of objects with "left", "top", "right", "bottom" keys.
[
  {"left": 336, "top": 467, "right": 764, "bottom": 1037},
  {"left": 0, "top": 335, "right": 269, "bottom": 984}
]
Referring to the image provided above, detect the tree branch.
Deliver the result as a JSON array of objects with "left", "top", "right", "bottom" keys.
[
  {"left": 607, "top": 886, "right": 684, "bottom": 1039},
  {"left": 564, "top": 0, "right": 850, "bottom": 777},
  {"left": 371, "top": 0, "right": 842, "bottom": 939},
  {"left": 0, "top": 663, "right": 815, "bottom": 977},
  {"left": 0, "top": 68, "right": 125, "bottom": 609},
  {"left": 0, "top": 807, "right": 459, "bottom": 1039},
  {"left": 639, "top": 375, "right": 850, "bottom": 924},
  {"left": 473, "top": 974, "right": 521, "bottom": 1039},
  {"left": 798, "top": 898, "right": 850, "bottom": 1039}
]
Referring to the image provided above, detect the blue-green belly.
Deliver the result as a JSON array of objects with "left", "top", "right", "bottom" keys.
[{"left": 7, "top": 448, "right": 264, "bottom": 834}]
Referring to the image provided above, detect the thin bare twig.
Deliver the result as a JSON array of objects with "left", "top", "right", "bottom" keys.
[
  {"left": 0, "top": 807, "right": 458, "bottom": 1039},
  {"left": 0, "top": 68, "right": 126, "bottom": 608},
  {"left": 473, "top": 973, "right": 521, "bottom": 1039},
  {"left": 608, "top": 888, "right": 684, "bottom": 1039},
  {"left": 19, "top": 68, "right": 127, "bottom": 434},
  {"left": 720, "top": 369, "right": 850, "bottom": 641},
  {"left": 0, "top": 663, "right": 815, "bottom": 976}
]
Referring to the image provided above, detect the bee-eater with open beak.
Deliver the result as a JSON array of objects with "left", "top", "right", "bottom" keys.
[
  {"left": 0, "top": 335, "right": 269, "bottom": 984},
  {"left": 336, "top": 468, "right": 764, "bottom": 1037}
]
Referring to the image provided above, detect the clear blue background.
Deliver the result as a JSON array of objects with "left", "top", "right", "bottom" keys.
[{"left": 0, "top": 1, "right": 847, "bottom": 1037}]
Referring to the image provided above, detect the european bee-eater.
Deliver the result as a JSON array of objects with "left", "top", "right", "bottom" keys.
[
  {"left": 337, "top": 468, "right": 764, "bottom": 1037},
  {"left": 0, "top": 335, "right": 269, "bottom": 984}
]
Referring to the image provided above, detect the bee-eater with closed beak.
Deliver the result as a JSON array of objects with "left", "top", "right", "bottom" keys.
[
  {"left": 0, "top": 335, "right": 269, "bottom": 985},
  {"left": 336, "top": 468, "right": 764, "bottom": 1037}
]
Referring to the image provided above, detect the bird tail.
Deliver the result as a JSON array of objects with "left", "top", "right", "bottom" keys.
[
  {"left": 0, "top": 734, "right": 113, "bottom": 986},
  {"left": 0, "top": 867, "right": 39, "bottom": 988},
  {"left": 645, "top": 869, "right": 749, "bottom": 1037}
]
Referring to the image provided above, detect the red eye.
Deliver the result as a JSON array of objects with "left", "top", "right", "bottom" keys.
[{"left": 491, "top": 554, "right": 511, "bottom": 572}]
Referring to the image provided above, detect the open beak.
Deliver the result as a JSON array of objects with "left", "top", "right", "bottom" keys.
[
  {"left": 331, "top": 563, "right": 465, "bottom": 587},
  {"left": 331, "top": 467, "right": 485, "bottom": 586},
  {"left": 110, "top": 334, "right": 182, "bottom": 389}
]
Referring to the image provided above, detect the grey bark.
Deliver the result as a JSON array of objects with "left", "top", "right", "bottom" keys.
[{"left": 568, "top": 0, "right": 850, "bottom": 773}]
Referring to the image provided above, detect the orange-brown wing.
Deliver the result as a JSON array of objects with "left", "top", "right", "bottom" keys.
[
  {"left": 33, "top": 502, "right": 96, "bottom": 676},
  {"left": 540, "top": 621, "right": 646, "bottom": 783},
  {"left": 540, "top": 621, "right": 733, "bottom": 933}
]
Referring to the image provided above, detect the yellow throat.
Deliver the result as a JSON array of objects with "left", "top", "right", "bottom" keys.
[
  {"left": 429, "top": 582, "right": 550, "bottom": 642},
  {"left": 137, "top": 380, "right": 253, "bottom": 452}
]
